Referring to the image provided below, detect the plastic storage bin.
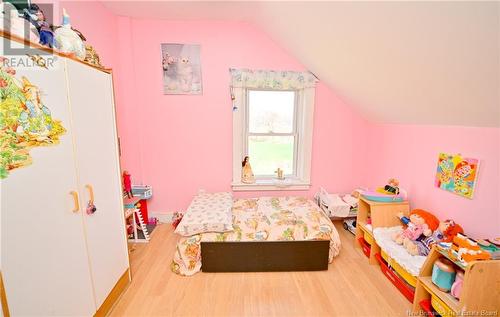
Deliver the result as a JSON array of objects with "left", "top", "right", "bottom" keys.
[{"left": 381, "top": 250, "right": 417, "bottom": 287}]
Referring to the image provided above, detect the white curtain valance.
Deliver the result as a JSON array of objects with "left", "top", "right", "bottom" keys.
[{"left": 229, "top": 68, "right": 318, "bottom": 90}]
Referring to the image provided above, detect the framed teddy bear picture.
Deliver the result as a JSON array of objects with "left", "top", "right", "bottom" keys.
[{"left": 161, "top": 43, "right": 202, "bottom": 95}]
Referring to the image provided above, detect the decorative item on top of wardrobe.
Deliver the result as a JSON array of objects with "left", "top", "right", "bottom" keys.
[
  {"left": 0, "top": 2, "right": 39, "bottom": 42},
  {"left": 83, "top": 43, "right": 102, "bottom": 68},
  {"left": 23, "top": 3, "right": 54, "bottom": 47},
  {"left": 53, "top": 8, "right": 85, "bottom": 59},
  {"left": 241, "top": 156, "right": 255, "bottom": 184}
]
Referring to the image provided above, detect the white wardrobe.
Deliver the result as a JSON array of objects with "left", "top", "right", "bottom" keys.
[{"left": 0, "top": 37, "right": 129, "bottom": 316}]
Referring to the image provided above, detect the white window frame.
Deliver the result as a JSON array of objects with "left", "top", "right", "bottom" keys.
[
  {"left": 232, "top": 87, "right": 315, "bottom": 191},
  {"left": 244, "top": 89, "right": 299, "bottom": 178}
]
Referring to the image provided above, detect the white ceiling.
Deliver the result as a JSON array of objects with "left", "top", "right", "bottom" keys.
[{"left": 103, "top": 1, "right": 500, "bottom": 127}]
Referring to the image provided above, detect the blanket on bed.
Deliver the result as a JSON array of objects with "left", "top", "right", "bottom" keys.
[{"left": 171, "top": 196, "right": 342, "bottom": 276}]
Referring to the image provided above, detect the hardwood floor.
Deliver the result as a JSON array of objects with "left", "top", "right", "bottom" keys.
[{"left": 110, "top": 222, "right": 411, "bottom": 316}]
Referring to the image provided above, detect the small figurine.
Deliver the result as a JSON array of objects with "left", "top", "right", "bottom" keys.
[
  {"left": 53, "top": 9, "right": 85, "bottom": 59},
  {"left": 275, "top": 168, "right": 284, "bottom": 180},
  {"left": 84, "top": 44, "right": 103, "bottom": 67},
  {"left": 123, "top": 170, "right": 133, "bottom": 198},
  {"left": 241, "top": 156, "right": 255, "bottom": 184},
  {"left": 384, "top": 178, "right": 400, "bottom": 195}
]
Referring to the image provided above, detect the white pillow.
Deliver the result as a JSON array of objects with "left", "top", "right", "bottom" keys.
[{"left": 174, "top": 192, "right": 233, "bottom": 236}]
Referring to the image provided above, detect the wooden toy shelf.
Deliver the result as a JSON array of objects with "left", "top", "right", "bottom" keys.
[
  {"left": 355, "top": 197, "right": 410, "bottom": 264},
  {"left": 412, "top": 246, "right": 500, "bottom": 315}
]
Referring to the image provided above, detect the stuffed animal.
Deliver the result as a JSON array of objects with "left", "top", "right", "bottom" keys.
[
  {"left": 405, "top": 219, "right": 464, "bottom": 256},
  {"left": 384, "top": 178, "right": 400, "bottom": 195},
  {"left": 54, "top": 9, "right": 85, "bottom": 59},
  {"left": 392, "top": 209, "right": 439, "bottom": 245}
]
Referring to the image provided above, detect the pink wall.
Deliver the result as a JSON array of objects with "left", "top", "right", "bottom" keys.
[
  {"left": 113, "top": 19, "right": 370, "bottom": 213},
  {"left": 56, "top": 4, "right": 499, "bottom": 237},
  {"left": 367, "top": 124, "right": 500, "bottom": 237}
]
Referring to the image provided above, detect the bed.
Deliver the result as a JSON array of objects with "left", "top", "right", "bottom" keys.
[{"left": 171, "top": 196, "right": 342, "bottom": 276}]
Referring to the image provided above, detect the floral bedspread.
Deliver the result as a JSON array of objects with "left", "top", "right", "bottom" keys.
[{"left": 171, "top": 196, "right": 341, "bottom": 276}]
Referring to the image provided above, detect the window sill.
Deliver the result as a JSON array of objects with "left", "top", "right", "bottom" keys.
[{"left": 232, "top": 178, "right": 311, "bottom": 191}]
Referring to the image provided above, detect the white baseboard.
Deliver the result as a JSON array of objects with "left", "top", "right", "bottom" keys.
[{"left": 149, "top": 211, "right": 176, "bottom": 223}]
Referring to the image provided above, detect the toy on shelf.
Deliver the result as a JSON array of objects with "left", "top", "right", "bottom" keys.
[
  {"left": 392, "top": 209, "right": 439, "bottom": 246},
  {"left": 131, "top": 185, "right": 153, "bottom": 199},
  {"left": 122, "top": 170, "right": 133, "bottom": 198},
  {"left": 382, "top": 178, "right": 400, "bottom": 194},
  {"left": 431, "top": 257, "right": 456, "bottom": 292},
  {"left": 361, "top": 178, "right": 407, "bottom": 202},
  {"left": 450, "top": 269, "right": 464, "bottom": 299},
  {"left": 449, "top": 233, "right": 492, "bottom": 265},
  {"left": 53, "top": 9, "right": 85, "bottom": 59},
  {"left": 406, "top": 219, "right": 463, "bottom": 256}
]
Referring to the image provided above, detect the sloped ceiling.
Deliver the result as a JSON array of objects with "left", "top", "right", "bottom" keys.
[{"left": 103, "top": 1, "right": 500, "bottom": 127}]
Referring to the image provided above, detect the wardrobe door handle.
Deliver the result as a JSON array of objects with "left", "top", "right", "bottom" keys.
[
  {"left": 70, "top": 191, "right": 80, "bottom": 213},
  {"left": 85, "top": 184, "right": 95, "bottom": 203}
]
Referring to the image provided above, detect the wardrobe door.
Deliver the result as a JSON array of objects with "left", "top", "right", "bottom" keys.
[
  {"left": 0, "top": 44, "right": 95, "bottom": 315},
  {"left": 65, "top": 60, "right": 129, "bottom": 308}
]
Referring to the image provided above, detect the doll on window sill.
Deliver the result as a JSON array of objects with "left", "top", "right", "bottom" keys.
[{"left": 241, "top": 156, "right": 255, "bottom": 184}]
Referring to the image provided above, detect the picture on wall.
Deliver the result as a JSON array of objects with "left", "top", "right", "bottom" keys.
[
  {"left": 161, "top": 43, "right": 202, "bottom": 95},
  {"left": 435, "top": 153, "right": 479, "bottom": 199}
]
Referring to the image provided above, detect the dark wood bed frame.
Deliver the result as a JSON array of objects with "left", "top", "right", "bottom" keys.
[{"left": 200, "top": 240, "right": 330, "bottom": 272}]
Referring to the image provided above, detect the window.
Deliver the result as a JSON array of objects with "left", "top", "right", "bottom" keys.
[
  {"left": 246, "top": 90, "right": 297, "bottom": 177},
  {"left": 230, "top": 68, "right": 317, "bottom": 191}
]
